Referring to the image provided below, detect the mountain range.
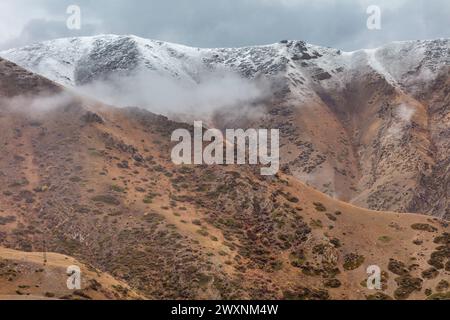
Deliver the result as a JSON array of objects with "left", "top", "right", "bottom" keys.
[
  {"left": 0, "top": 36, "right": 449, "bottom": 300},
  {"left": 2, "top": 35, "right": 449, "bottom": 219}
]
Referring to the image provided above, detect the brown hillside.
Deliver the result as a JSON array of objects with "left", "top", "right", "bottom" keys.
[{"left": 0, "top": 58, "right": 448, "bottom": 300}]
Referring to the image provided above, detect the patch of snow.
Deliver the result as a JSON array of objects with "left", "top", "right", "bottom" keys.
[
  {"left": 1, "top": 35, "right": 448, "bottom": 109},
  {"left": 365, "top": 48, "right": 399, "bottom": 87}
]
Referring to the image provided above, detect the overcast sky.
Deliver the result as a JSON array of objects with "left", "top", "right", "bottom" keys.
[{"left": 0, "top": 0, "right": 449, "bottom": 51}]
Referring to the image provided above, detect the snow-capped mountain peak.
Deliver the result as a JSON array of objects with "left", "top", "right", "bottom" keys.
[{"left": 1, "top": 35, "right": 448, "bottom": 102}]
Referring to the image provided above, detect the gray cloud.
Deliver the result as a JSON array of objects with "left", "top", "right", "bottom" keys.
[
  {"left": 76, "top": 68, "right": 271, "bottom": 119},
  {"left": 0, "top": 0, "right": 449, "bottom": 51},
  {"left": 0, "top": 19, "right": 101, "bottom": 50}
]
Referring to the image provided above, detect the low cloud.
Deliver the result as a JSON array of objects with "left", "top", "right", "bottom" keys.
[
  {"left": 0, "top": 91, "right": 76, "bottom": 115},
  {"left": 76, "top": 69, "right": 272, "bottom": 121},
  {"left": 386, "top": 103, "right": 416, "bottom": 139},
  {"left": 396, "top": 103, "right": 415, "bottom": 123}
]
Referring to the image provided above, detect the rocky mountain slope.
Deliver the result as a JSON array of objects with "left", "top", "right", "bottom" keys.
[
  {"left": 2, "top": 35, "right": 449, "bottom": 219},
  {"left": 0, "top": 58, "right": 449, "bottom": 300}
]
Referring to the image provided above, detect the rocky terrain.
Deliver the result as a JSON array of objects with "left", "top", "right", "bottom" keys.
[
  {"left": 2, "top": 36, "right": 449, "bottom": 219},
  {"left": 0, "top": 58, "right": 449, "bottom": 300}
]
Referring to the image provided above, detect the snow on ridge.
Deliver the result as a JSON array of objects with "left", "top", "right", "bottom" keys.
[
  {"left": 365, "top": 48, "right": 400, "bottom": 87},
  {"left": 1, "top": 34, "right": 448, "bottom": 94}
]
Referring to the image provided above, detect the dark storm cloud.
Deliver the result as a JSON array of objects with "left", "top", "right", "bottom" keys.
[{"left": 1, "top": 0, "right": 449, "bottom": 51}]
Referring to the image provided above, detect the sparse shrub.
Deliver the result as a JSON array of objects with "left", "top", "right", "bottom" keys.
[
  {"left": 366, "top": 292, "right": 393, "bottom": 300},
  {"left": 310, "top": 219, "right": 323, "bottom": 228},
  {"left": 313, "top": 202, "right": 326, "bottom": 212},
  {"left": 330, "top": 238, "right": 341, "bottom": 248},
  {"left": 270, "top": 260, "right": 283, "bottom": 271},
  {"left": 282, "top": 286, "right": 329, "bottom": 300},
  {"left": 110, "top": 185, "right": 125, "bottom": 193},
  {"left": 0, "top": 216, "right": 16, "bottom": 225},
  {"left": 427, "top": 246, "right": 449, "bottom": 270},
  {"left": 427, "top": 292, "right": 450, "bottom": 300},
  {"left": 411, "top": 223, "right": 437, "bottom": 233},
  {"left": 324, "top": 279, "right": 341, "bottom": 288},
  {"left": 286, "top": 195, "right": 299, "bottom": 203},
  {"left": 388, "top": 259, "right": 409, "bottom": 276},
  {"left": 394, "top": 275, "right": 422, "bottom": 300},
  {"left": 436, "top": 280, "right": 449, "bottom": 292},
  {"left": 343, "top": 253, "right": 365, "bottom": 270},
  {"left": 91, "top": 195, "right": 120, "bottom": 206},
  {"left": 433, "top": 232, "right": 450, "bottom": 245},
  {"left": 421, "top": 267, "right": 439, "bottom": 279},
  {"left": 197, "top": 229, "right": 209, "bottom": 237},
  {"left": 378, "top": 236, "right": 391, "bottom": 243}
]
